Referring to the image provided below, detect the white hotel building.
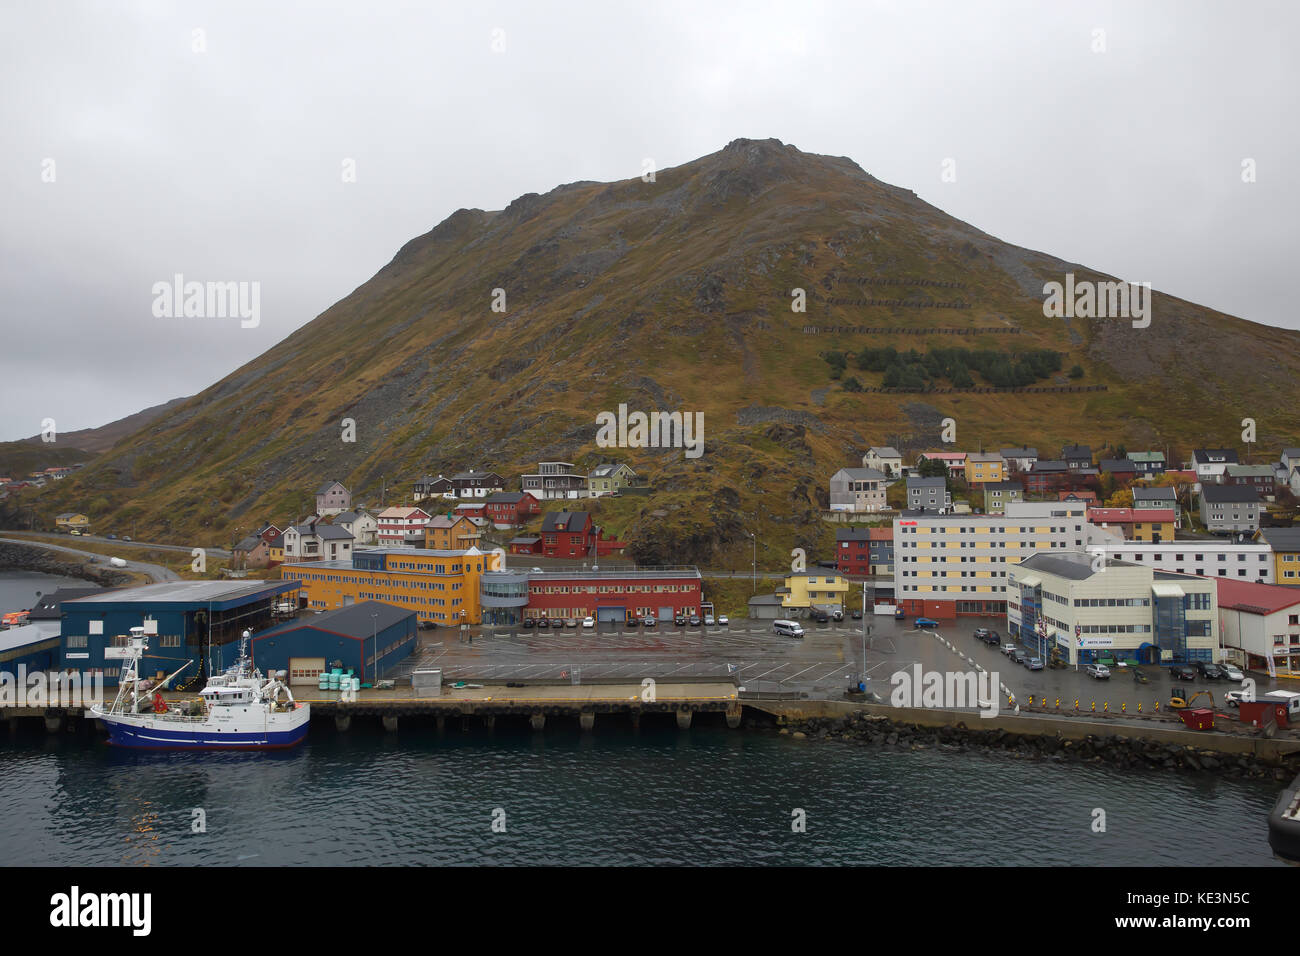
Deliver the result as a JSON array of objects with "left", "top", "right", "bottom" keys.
[
  {"left": 1007, "top": 552, "right": 1219, "bottom": 667},
  {"left": 1081, "top": 538, "right": 1274, "bottom": 584},
  {"left": 894, "top": 501, "right": 1088, "bottom": 620}
]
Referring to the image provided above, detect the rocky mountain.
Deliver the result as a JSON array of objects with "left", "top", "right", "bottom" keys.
[{"left": 17, "top": 138, "right": 1300, "bottom": 564}]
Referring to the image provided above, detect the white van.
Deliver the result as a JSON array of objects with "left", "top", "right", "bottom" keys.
[{"left": 773, "top": 619, "right": 805, "bottom": 638}]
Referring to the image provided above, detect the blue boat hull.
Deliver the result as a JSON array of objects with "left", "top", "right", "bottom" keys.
[{"left": 99, "top": 717, "right": 310, "bottom": 750}]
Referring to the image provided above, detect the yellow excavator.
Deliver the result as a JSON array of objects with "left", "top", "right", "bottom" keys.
[{"left": 1169, "top": 687, "right": 1214, "bottom": 710}]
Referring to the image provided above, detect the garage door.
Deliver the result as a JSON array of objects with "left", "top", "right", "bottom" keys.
[
  {"left": 597, "top": 606, "right": 626, "bottom": 624},
  {"left": 658, "top": 606, "right": 673, "bottom": 623},
  {"left": 288, "top": 657, "right": 325, "bottom": 685}
]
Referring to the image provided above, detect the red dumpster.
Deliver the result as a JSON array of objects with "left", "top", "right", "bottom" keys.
[
  {"left": 1179, "top": 708, "right": 1215, "bottom": 731},
  {"left": 1239, "top": 700, "right": 1289, "bottom": 729}
]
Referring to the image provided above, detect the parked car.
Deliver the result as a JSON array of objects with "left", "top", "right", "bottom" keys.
[
  {"left": 1085, "top": 662, "right": 1110, "bottom": 679},
  {"left": 810, "top": 610, "right": 829, "bottom": 623},
  {"left": 674, "top": 615, "right": 687, "bottom": 626},
  {"left": 522, "top": 618, "right": 536, "bottom": 629},
  {"left": 1000, "top": 643, "right": 1017, "bottom": 656},
  {"left": 851, "top": 609, "right": 863, "bottom": 620},
  {"left": 1008, "top": 648, "right": 1026, "bottom": 665},
  {"left": 914, "top": 617, "right": 938, "bottom": 629},
  {"left": 625, "top": 617, "right": 639, "bottom": 627},
  {"left": 1224, "top": 690, "right": 1248, "bottom": 708},
  {"left": 643, "top": 616, "right": 657, "bottom": 628},
  {"left": 1219, "top": 663, "right": 1245, "bottom": 682},
  {"left": 550, "top": 618, "right": 564, "bottom": 629},
  {"left": 1194, "top": 661, "right": 1225, "bottom": 680},
  {"left": 703, "top": 614, "right": 715, "bottom": 626},
  {"left": 1024, "top": 657, "right": 1044, "bottom": 671},
  {"left": 582, "top": 617, "right": 595, "bottom": 628},
  {"left": 536, "top": 618, "right": 550, "bottom": 628},
  {"left": 973, "top": 627, "right": 991, "bottom": 640},
  {"left": 688, "top": 616, "right": 702, "bottom": 626},
  {"left": 717, "top": 615, "right": 729, "bottom": 626},
  {"left": 419, "top": 619, "right": 438, "bottom": 630},
  {"left": 106, "top": 533, "right": 117, "bottom": 540},
  {"left": 1170, "top": 664, "right": 1197, "bottom": 681},
  {"left": 831, "top": 609, "right": 843, "bottom": 621},
  {"left": 894, "top": 608, "right": 905, "bottom": 620},
  {"left": 562, "top": 619, "right": 577, "bottom": 628}
]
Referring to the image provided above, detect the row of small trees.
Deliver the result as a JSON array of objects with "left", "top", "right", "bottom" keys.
[{"left": 824, "top": 346, "right": 1079, "bottom": 389}]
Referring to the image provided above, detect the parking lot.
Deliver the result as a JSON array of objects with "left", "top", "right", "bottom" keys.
[{"left": 384, "top": 616, "right": 1299, "bottom": 711}]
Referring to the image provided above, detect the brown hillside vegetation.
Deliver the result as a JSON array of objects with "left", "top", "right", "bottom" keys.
[{"left": 15, "top": 138, "right": 1300, "bottom": 566}]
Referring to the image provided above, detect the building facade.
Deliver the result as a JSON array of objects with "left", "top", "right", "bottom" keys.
[
  {"left": 829, "top": 467, "right": 888, "bottom": 513},
  {"left": 1006, "top": 552, "right": 1218, "bottom": 666}
]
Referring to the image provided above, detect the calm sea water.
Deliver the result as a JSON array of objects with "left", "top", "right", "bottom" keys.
[
  {"left": 0, "top": 719, "right": 1282, "bottom": 866},
  {"left": 0, "top": 570, "right": 96, "bottom": 614}
]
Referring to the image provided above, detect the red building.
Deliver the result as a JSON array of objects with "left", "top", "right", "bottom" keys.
[
  {"left": 484, "top": 491, "right": 540, "bottom": 527},
  {"left": 540, "top": 511, "right": 625, "bottom": 558},
  {"left": 508, "top": 535, "right": 542, "bottom": 555},
  {"left": 836, "top": 527, "right": 893, "bottom": 577},
  {"left": 454, "top": 502, "right": 486, "bottom": 520},
  {"left": 523, "top": 568, "right": 702, "bottom": 623}
]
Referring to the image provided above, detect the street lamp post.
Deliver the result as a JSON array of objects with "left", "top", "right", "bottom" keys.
[{"left": 750, "top": 532, "right": 757, "bottom": 593}]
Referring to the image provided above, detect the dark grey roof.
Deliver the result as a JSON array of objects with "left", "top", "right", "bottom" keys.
[
  {"left": 541, "top": 511, "right": 592, "bottom": 533},
  {"left": 234, "top": 536, "right": 263, "bottom": 551},
  {"left": 485, "top": 492, "right": 530, "bottom": 504},
  {"left": 747, "top": 593, "right": 786, "bottom": 605},
  {"left": 1201, "top": 485, "right": 1260, "bottom": 503},
  {"left": 1133, "top": 486, "right": 1175, "bottom": 500},
  {"left": 317, "top": 480, "right": 347, "bottom": 495},
  {"left": 984, "top": 481, "right": 1021, "bottom": 491},
  {"left": 452, "top": 471, "right": 503, "bottom": 482},
  {"left": 1061, "top": 445, "right": 1091, "bottom": 458},
  {"left": 837, "top": 529, "right": 872, "bottom": 542},
  {"left": 257, "top": 600, "right": 413, "bottom": 640},
  {"left": 1030, "top": 459, "right": 1069, "bottom": 472},
  {"left": 1193, "top": 449, "right": 1239, "bottom": 462},
  {"left": 1017, "top": 553, "right": 1105, "bottom": 580},
  {"left": 1100, "top": 458, "right": 1136, "bottom": 472},
  {"left": 314, "top": 524, "right": 354, "bottom": 540},
  {"left": 907, "top": 477, "right": 946, "bottom": 489},
  {"left": 29, "top": 587, "right": 109, "bottom": 620},
  {"left": 509, "top": 535, "right": 541, "bottom": 544},
  {"left": 999, "top": 447, "right": 1038, "bottom": 458},
  {"left": 1258, "top": 528, "right": 1300, "bottom": 549}
]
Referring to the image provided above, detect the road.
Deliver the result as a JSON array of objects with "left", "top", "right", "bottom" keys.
[
  {"left": 0, "top": 536, "right": 179, "bottom": 583},
  {"left": 2, "top": 530, "right": 230, "bottom": 558}
]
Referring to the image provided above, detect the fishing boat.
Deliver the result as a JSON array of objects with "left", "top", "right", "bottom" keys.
[{"left": 87, "top": 632, "right": 310, "bottom": 749}]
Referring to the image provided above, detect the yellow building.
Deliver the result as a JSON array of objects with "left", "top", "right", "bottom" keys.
[
  {"left": 780, "top": 571, "right": 849, "bottom": 611},
  {"left": 965, "top": 453, "right": 1005, "bottom": 486},
  {"left": 281, "top": 547, "right": 501, "bottom": 625},
  {"left": 55, "top": 512, "right": 89, "bottom": 531},
  {"left": 422, "top": 515, "right": 482, "bottom": 550},
  {"left": 1257, "top": 528, "right": 1300, "bottom": 584}
]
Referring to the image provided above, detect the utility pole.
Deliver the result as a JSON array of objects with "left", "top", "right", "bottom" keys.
[{"left": 750, "top": 532, "right": 757, "bottom": 593}]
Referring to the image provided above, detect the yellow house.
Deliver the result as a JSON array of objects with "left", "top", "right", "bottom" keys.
[
  {"left": 422, "top": 514, "right": 482, "bottom": 551},
  {"left": 54, "top": 513, "right": 89, "bottom": 531},
  {"left": 281, "top": 546, "right": 501, "bottom": 625},
  {"left": 780, "top": 571, "right": 849, "bottom": 611},
  {"left": 966, "top": 453, "right": 1005, "bottom": 486},
  {"left": 1257, "top": 528, "right": 1300, "bottom": 584}
]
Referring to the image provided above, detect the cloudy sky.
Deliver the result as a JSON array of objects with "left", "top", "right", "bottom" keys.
[{"left": 1, "top": 0, "right": 1295, "bottom": 441}]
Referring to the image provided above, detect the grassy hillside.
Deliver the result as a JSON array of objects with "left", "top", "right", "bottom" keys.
[{"left": 12, "top": 138, "right": 1300, "bottom": 566}]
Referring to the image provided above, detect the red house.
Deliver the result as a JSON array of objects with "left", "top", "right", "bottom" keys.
[
  {"left": 524, "top": 568, "right": 702, "bottom": 623},
  {"left": 540, "top": 511, "right": 625, "bottom": 558},
  {"left": 508, "top": 535, "right": 543, "bottom": 555},
  {"left": 483, "top": 491, "right": 540, "bottom": 528}
]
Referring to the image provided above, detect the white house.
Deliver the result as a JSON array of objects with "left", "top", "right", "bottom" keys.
[{"left": 861, "top": 446, "right": 903, "bottom": 479}]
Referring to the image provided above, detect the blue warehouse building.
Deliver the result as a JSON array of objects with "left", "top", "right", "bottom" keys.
[
  {"left": 60, "top": 580, "right": 301, "bottom": 687},
  {"left": 249, "top": 601, "right": 417, "bottom": 686}
]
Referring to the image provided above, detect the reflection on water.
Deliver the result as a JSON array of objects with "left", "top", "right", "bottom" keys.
[{"left": 0, "top": 720, "right": 1283, "bottom": 866}]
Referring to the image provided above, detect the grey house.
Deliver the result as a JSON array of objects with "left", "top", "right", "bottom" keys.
[
  {"left": 907, "top": 476, "right": 951, "bottom": 511},
  {"left": 1199, "top": 485, "right": 1261, "bottom": 535},
  {"left": 829, "top": 467, "right": 888, "bottom": 513},
  {"left": 982, "top": 480, "right": 1022, "bottom": 512}
]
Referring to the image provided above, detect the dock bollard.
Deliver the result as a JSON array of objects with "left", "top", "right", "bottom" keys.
[
  {"left": 1154, "top": 701, "right": 1159, "bottom": 712},
  {"left": 1074, "top": 698, "right": 1079, "bottom": 710},
  {"left": 1055, "top": 698, "right": 1060, "bottom": 709},
  {"left": 1121, "top": 702, "right": 1126, "bottom": 713},
  {"left": 1137, "top": 703, "right": 1142, "bottom": 713},
  {"left": 1091, "top": 701, "right": 1096, "bottom": 713},
  {"left": 1104, "top": 701, "right": 1109, "bottom": 713}
]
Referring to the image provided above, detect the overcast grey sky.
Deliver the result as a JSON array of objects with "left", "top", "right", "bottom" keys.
[{"left": 2, "top": 0, "right": 1295, "bottom": 441}]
